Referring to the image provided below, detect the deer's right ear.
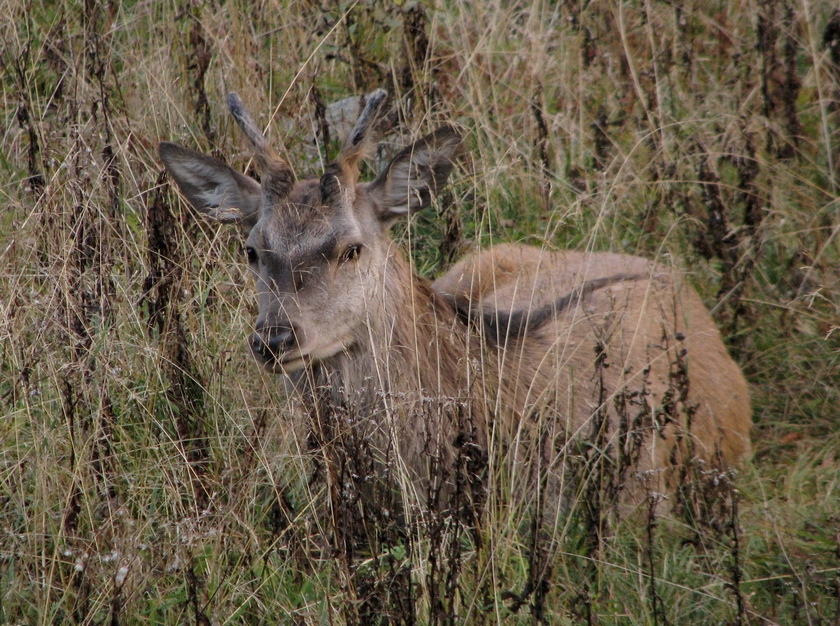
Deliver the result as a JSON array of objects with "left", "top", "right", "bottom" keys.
[
  {"left": 367, "top": 126, "right": 462, "bottom": 225},
  {"left": 158, "top": 142, "right": 262, "bottom": 234}
]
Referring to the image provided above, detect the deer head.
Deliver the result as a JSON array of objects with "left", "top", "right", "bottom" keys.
[{"left": 159, "top": 90, "right": 462, "bottom": 373}]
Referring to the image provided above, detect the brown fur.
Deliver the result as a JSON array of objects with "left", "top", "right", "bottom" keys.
[{"left": 435, "top": 245, "right": 751, "bottom": 496}]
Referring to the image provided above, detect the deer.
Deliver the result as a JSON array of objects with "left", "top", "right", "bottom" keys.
[{"left": 158, "top": 89, "right": 752, "bottom": 534}]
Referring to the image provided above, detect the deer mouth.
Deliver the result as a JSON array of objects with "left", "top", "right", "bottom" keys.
[
  {"left": 253, "top": 340, "right": 350, "bottom": 374},
  {"left": 251, "top": 348, "right": 307, "bottom": 373},
  {"left": 277, "top": 353, "right": 308, "bottom": 373}
]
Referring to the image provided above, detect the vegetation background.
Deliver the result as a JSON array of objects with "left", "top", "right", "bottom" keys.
[{"left": 1, "top": 0, "right": 839, "bottom": 623}]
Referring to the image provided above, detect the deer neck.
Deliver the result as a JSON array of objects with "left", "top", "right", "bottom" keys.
[
  {"left": 297, "top": 246, "right": 490, "bottom": 507},
  {"left": 298, "top": 247, "right": 478, "bottom": 415}
]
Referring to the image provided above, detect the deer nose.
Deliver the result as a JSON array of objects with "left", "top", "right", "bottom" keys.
[{"left": 250, "top": 323, "right": 298, "bottom": 360}]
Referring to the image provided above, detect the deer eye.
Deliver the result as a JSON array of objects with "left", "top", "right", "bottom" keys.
[
  {"left": 341, "top": 244, "right": 363, "bottom": 263},
  {"left": 245, "top": 246, "right": 258, "bottom": 264}
]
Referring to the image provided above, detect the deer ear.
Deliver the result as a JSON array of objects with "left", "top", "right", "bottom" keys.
[
  {"left": 368, "top": 126, "right": 462, "bottom": 223},
  {"left": 158, "top": 142, "right": 262, "bottom": 234}
]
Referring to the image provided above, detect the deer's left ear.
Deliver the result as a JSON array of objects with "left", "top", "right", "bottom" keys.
[{"left": 367, "top": 126, "right": 462, "bottom": 224}]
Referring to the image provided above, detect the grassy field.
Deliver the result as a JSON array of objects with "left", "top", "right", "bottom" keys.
[{"left": 1, "top": 0, "right": 839, "bottom": 623}]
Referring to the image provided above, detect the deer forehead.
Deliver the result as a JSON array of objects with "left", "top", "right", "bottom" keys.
[{"left": 250, "top": 181, "right": 365, "bottom": 260}]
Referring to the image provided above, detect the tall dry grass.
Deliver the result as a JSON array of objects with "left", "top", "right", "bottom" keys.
[{"left": 1, "top": 0, "right": 839, "bottom": 624}]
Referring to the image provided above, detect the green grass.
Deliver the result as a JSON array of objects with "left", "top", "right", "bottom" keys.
[{"left": 2, "top": 0, "right": 840, "bottom": 623}]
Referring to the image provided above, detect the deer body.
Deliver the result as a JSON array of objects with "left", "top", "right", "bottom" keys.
[
  {"left": 159, "top": 90, "right": 751, "bottom": 517},
  {"left": 435, "top": 245, "right": 751, "bottom": 486}
]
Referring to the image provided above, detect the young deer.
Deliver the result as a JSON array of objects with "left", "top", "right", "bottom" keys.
[{"left": 158, "top": 90, "right": 751, "bottom": 522}]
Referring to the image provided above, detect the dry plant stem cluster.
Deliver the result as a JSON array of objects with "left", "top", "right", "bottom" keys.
[{"left": 1, "top": 0, "right": 839, "bottom": 624}]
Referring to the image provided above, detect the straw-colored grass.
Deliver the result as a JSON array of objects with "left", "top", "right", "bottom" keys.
[{"left": 1, "top": 0, "right": 838, "bottom": 623}]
